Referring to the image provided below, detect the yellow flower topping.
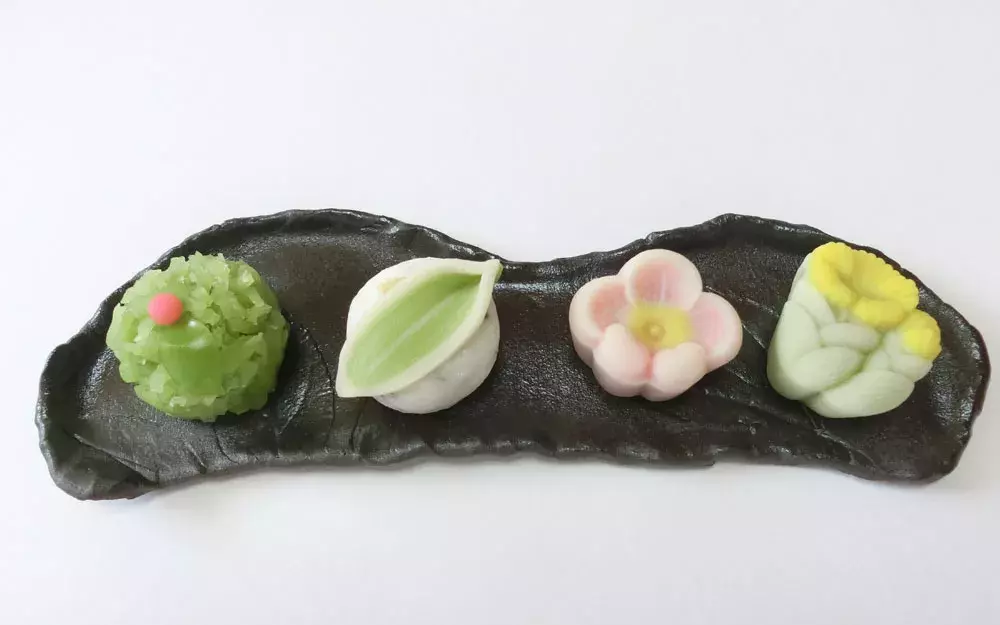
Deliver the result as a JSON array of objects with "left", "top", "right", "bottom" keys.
[
  {"left": 627, "top": 304, "right": 693, "bottom": 350},
  {"left": 898, "top": 310, "right": 942, "bottom": 360},
  {"left": 808, "top": 242, "right": 919, "bottom": 330}
]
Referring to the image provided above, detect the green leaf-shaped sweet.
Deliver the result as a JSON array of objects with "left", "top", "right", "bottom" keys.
[{"left": 335, "top": 258, "right": 502, "bottom": 398}]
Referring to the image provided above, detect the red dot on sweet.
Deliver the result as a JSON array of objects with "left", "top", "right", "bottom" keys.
[{"left": 147, "top": 293, "right": 184, "bottom": 326}]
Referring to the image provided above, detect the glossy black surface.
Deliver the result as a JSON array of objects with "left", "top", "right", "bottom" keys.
[{"left": 36, "top": 211, "right": 990, "bottom": 499}]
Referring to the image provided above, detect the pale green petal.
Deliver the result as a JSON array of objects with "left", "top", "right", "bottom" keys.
[
  {"left": 881, "top": 330, "right": 934, "bottom": 381},
  {"left": 882, "top": 329, "right": 907, "bottom": 356},
  {"left": 788, "top": 273, "right": 836, "bottom": 326},
  {"left": 771, "top": 301, "right": 821, "bottom": 363},
  {"left": 890, "top": 351, "right": 933, "bottom": 381},
  {"left": 777, "top": 346, "right": 864, "bottom": 397},
  {"left": 819, "top": 322, "right": 880, "bottom": 351},
  {"left": 336, "top": 258, "right": 502, "bottom": 397},
  {"left": 863, "top": 349, "right": 892, "bottom": 372},
  {"left": 767, "top": 301, "right": 822, "bottom": 399},
  {"left": 806, "top": 370, "right": 915, "bottom": 418}
]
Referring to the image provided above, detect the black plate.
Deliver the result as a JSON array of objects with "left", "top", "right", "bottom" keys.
[{"left": 36, "top": 211, "right": 990, "bottom": 499}]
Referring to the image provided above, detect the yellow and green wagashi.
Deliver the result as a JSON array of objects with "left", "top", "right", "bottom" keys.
[{"left": 768, "top": 242, "right": 941, "bottom": 418}]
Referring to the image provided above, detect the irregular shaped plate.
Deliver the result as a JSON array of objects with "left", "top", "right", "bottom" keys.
[{"left": 36, "top": 211, "right": 990, "bottom": 499}]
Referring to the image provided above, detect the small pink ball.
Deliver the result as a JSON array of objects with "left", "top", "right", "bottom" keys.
[{"left": 147, "top": 292, "right": 184, "bottom": 326}]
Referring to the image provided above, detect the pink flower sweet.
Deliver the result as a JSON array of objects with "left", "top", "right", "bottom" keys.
[{"left": 569, "top": 249, "right": 743, "bottom": 400}]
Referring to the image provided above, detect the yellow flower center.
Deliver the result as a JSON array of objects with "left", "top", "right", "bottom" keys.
[
  {"left": 898, "top": 310, "right": 942, "bottom": 360},
  {"left": 808, "top": 242, "right": 919, "bottom": 330},
  {"left": 627, "top": 304, "right": 693, "bottom": 350}
]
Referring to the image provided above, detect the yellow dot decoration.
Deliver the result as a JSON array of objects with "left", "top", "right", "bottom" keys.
[
  {"left": 898, "top": 310, "right": 942, "bottom": 360},
  {"left": 627, "top": 304, "right": 693, "bottom": 350},
  {"left": 808, "top": 242, "right": 919, "bottom": 330}
]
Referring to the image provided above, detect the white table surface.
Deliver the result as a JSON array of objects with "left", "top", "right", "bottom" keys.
[{"left": 2, "top": 2, "right": 998, "bottom": 623}]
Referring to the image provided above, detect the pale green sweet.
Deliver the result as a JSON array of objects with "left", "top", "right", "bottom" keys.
[
  {"left": 335, "top": 258, "right": 502, "bottom": 402},
  {"left": 106, "top": 253, "right": 289, "bottom": 421},
  {"left": 767, "top": 251, "right": 938, "bottom": 419},
  {"left": 805, "top": 370, "right": 915, "bottom": 418}
]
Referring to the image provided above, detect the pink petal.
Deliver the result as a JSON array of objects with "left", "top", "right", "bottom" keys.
[
  {"left": 689, "top": 292, "right": 743, "bottom": 370},
  {"left": 621, "top": 249, "right": 703, "bottom": 309},
  {"left": 591, "top": 324, "right": 652, "bottom": 397},
  {"left": 569, "top": 276, "right": 628, "bottom": 364},
  {"left": 644, "top": 343, "right": 708, "bottom": 401}
]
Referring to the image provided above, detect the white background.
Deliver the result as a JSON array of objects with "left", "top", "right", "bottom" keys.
[{"left": 2, "top": 1, "right": 998, "bottom": 623}]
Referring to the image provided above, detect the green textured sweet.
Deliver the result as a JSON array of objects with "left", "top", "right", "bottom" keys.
[{"left": 106, "top": 252, "right": 289, "bottom": 421}]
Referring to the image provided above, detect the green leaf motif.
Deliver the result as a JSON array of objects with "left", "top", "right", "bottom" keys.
[{"left": 336, "top": 258, "right": 502, "bottom": 397}]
